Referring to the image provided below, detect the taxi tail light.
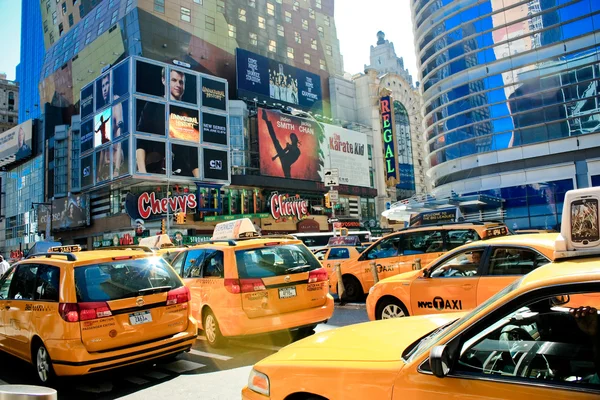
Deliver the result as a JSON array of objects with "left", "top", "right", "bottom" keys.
[
  {"left": 78, "top": 302, "right": 113, "bottom": 321},
  {"left": 224, "top": 278, "right": 265, "bottom": 293},
  {"left": 59, "top": 303, "right": 80, "bottom": 322},
  {"left": 167, "top": 286, "right": 190, "bottom": 305},
  {"left": 308, "top": 268, "right": 328, "bottom": 283}
]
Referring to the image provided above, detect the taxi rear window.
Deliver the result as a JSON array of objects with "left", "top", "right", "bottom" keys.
[
  {"left": 74, "top": 257, "right": 183, "bottom": 302},
  {"left": 235, "top": 244, "right": 321, "bottom": 278}
]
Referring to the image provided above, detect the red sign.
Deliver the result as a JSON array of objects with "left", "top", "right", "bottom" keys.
[
  {"left": 138, "top": 192, "right": 198, "bottom": 219},
  {"left": 270, "top": 193, "right": 309, "bottom": 221}
]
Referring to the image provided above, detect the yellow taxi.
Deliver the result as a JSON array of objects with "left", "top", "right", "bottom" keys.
[
  {"left": 366, "top": 233, "right": 557, "bottom": 320},
  {"left": 169, "top": 219, "right": 334, "bottom": 347},
  {"left": 331, "top": 221, "right": 509, "bottom": 302},
  {"left": 313, "top": 236, "right": 366, "bottom": 286},
  {"left": 137, "top": 234, "right": 188, "bottom": 263},
  {"left": 242, "top": 187, "right": 600, "bottom": 399},
  {"left": 0, "top": 245, "right": 197, "bottom": 384}
]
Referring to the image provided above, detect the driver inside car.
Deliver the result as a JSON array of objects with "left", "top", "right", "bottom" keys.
[
  {"left": 571, "top": 306, "right": 600, "bottom": 385},
  {"left": 432, "top": 250, "right": 482, "bottom": 278}
]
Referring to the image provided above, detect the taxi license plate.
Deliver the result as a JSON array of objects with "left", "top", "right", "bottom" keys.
[
  {"left": 129, "top": 311, "right": 152, "bottom": 325},
  {"left": 278, "top": 286, "right": 297, "bottom": 299}
]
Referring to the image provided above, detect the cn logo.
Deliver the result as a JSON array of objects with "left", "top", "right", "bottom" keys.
[{"left": 209, "top": 160, "right": 222, "bottom": 170}]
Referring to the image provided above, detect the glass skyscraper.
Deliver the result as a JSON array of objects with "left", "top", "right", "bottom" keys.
[
  {"left": 16, "top": 0, "right": 44, "bottom": 122},
  {"left": 412, "top": 0, "right": 600, "bottom": 230}
]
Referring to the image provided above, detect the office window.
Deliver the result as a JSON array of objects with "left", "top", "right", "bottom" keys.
[
  {"left": 309, "top": 8, "right": 315, "bottom": 19},
  {"left": 193, "top": 0, "right": 203, "bottom": 4},
  {"left": 43, "top": 20, "right": 48, "bottom": 33},
  {"left": 74, "top": 40, "right": 79, "bottom": 55},
  {"left": 59, "top": 23, "right": 64, "bottom": 36},
  {"left": 294, "top": 31, "right": 301, "bottom": 43},
  {"left": 277, "top": 24, "right": 284, "bottom": 37},
  {"left": 68, "top": 13, "right": 74, "bottom": 26},
  {"left": 304, "top": 53, "right": 310, "bottom": 65},
  {"left": 108, "top": 0, "right": 116, "bottom": 7},
  {"left": 249, "top": 32, "right": 257, "bottom": 45},
  {"left": 248, "top": 0, "right": 256, "bottom": 7},
  {"left": 287, "top": 47, "right": 294, "bottom": 59},
  {"left": 83, "top": 13, "right": 89, "bottom": 28},
  {"left": 316, "top": 0, "right": 321, "bottom": 8},
  {"left": 126, "top": 0, "right": 134, "bottom": 12},
  {"left": 318, "top": 26, "right": 324, "bottom": 37},
  {"left": 84, "top": 31, "right": 92, "bottom": 45},
  {"left": 95, "top": 6, "right": 102, "bottom": 19},
  {"left": 258, "top": 16, "right": 265, "bottom": 29},
  {"left": 239, "top": 8, "right": 246, "bottom": 22},
  {"left": 326, "top": 44, "right": 332, "bottom": 55},
  {"left": 46, "top": 0, "right": 51, "bottom": 12},
  {"left": 276, "top": 0, "right": 282, "bottom": 3},
  {"left": 228, "top": 24, "right": 236, "bottom": 38},
  {"left": 267, "top": 2, "right": 274, "bottom": 15},
  {"left": 325, "top": 16, "right": 330, "bottom": 26},
  {"left": 154, "top": 0, "right": 165, "bottom": 13},
  {"left": 285, "top": 11, "right": 291, "bottom": 23},
  {"left": 320, "top": 59, "right": 326, "bottom": 70},
  {"left": 79, "top": 4, "right": 84, "bottom": 17},
  {"left": 63, "top": 50, "right": 71, "bottom": 63},
  {"left": 217, "top": 0, "right": 224, "bottom": 12},
  {"left": 311, "top": 38, "right": 317, "bottom": 50},
  {"left": 61, "top": 2, "right": 67, "bottom": 14},
  {"left": 49, "top": 32, "right": 55, "bottom": 44},
  {"left": 268, "top": 39, "right": 276, "bottom": 52},
  {"left": 181, "top": 7, "right": 191, "bottom": 22},
  {"left": 110, "top": 9, "right": 118, "bottom": 24},
  {"left": 293, "top": 1, "right": 299, "bottom": 11},
  {"left": 97, "top": 21, "right": 104, "bottom": 35},
  {"left": 52, "top": 11, "right": 57, "bottom": 25},
  {"left": 205, "top": 15, "right": 215, "bottom": 31},
  {"left": 302, "top": 19, "right": 308, "bottom": 30}
]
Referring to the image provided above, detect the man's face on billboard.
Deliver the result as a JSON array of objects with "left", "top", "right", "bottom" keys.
[
  {"left": 18, "top": 128, "right": 24, "bottom": 147},
  {"left": 169, "top": 71, "right": 185, "bottom": 101},
  {"left": 102, "top": 76, "right": 110, "bottom": 102}
]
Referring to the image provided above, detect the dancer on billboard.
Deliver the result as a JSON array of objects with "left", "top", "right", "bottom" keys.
[{"left": 262, "top": 109, "right": 301, "bottom": 179}]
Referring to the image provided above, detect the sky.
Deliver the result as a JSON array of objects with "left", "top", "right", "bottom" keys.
[
  {"left": 0, "top": 0, "right": 21, "bottom": 81},
  {"left": 0, "top": 0, "right": 418, "bottom": 83},
  {"left": 335, "top": 0, "right": 419, "bottom": 82}
]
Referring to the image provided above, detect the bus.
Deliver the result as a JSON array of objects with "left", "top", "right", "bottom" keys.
[{"left": 291, "top": 231, "right": 372, "bottom": 250}]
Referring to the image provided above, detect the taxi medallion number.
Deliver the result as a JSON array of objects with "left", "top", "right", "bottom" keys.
[
  {"left": 129, "top": 311, "right": 152, "bottom": 325},
  {"left": 278, "top": 286, "right": 297, "bottom": 299}
]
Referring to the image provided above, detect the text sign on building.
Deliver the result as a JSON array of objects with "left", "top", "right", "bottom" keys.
[
  {"left": 380, "top": 96, "right": 399, "bottom": 187},
  {"left": 124, "top": 191, "right": 198, "bottom": 220},
  {"left": 269, "top": 192, "right": 310, "bottom": 221}
]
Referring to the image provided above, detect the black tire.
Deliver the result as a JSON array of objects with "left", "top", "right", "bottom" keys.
[
  {"left": 376, "top": 297, "right": 408, "bottom": 320},
  {"left": 203, "top": 309, "right": 226, "bottom": 348},
  {"left": 33, "top": 341, "right": 56, "bottom": 386},
  {"left": 341, "top": 275, "right": 363, "bottom": 303}
]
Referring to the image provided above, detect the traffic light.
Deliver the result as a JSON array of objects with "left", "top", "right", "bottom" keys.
[
  {"left": 176, "top": 212, "right": 186, "bottom": 224},
  {"left": 324, "top": 193, "right": 331, "bottom": 208},
  {"left": 161, "top": 218, "right": 166, "bottom": 234}
]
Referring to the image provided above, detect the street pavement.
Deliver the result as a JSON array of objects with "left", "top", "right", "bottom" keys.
[{"left": 0, "top": 303, "right": 369, "bottom": 399}]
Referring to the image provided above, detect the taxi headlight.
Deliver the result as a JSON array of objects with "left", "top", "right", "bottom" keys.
[
  {"left": 369, "top": 285, "right": 376, "bottom": 295},
  {"left": 248, "top": 368, "right": 270, "bottom": 396}
]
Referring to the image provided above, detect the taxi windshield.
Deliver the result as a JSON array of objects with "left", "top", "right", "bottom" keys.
[
  {"left": 74, "top": 257, "right": 183, "bottom": 301},
  {"left": 235, "top": 244, "right": 321, "bottom": 278},
  {"left": 402, "top": 276, "right": 524, "bottom": 363}
]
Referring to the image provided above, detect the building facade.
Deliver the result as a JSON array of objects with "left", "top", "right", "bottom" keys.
[
  {"left": 17, "top": 0, "right": 45, "bottom": 122},
  {"left": 0, "top": 74, "right": 19, "bottom": 134},
  {"left": 412, "top": 0, "right": 600, "bottom": 230}
]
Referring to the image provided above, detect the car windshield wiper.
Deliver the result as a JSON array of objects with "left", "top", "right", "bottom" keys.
[
  {"left": 137, "top": 285, "right": 172, "bottom": 295},
  {"left": 284, "top": 265, "right": 312, "bottom": 273}
]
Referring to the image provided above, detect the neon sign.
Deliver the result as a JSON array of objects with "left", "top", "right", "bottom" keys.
[{"left": 380, "top": 95, "right": 399, "bottom": 187}]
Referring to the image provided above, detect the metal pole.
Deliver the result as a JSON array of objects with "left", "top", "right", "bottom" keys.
[
  {"left": 166, "top": 178, "right": 170, "bottom": 234},
  {"left": 370, "top": 260, "right": 379, "bottom": 284},
  {"left": 334, "top": 262, "right": 344, "bottom": 300},
  {"left": 330, "top": 185, "right": 335, "bottom": 219}
]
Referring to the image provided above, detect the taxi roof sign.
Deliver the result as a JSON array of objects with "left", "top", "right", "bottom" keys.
[
  {"left": 138, "top": 234, "right": 173, "bottom": 250},
  {"left": 49, "top": 245, "right": 81, "bottom": 253},
  {"left": 212, "top": 218, "right": 260, "bottom": 241},
  {"left": 555, "top": 187, "right": 600, "bottom": 258}
]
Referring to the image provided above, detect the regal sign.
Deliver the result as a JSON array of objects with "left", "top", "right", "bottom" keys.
[
  {"left": 380, "top": 96, "right": 399, "bottom": 187},
  {"left": 270, "top": 192, "right": 309, "bottom": 221},
  {"left": 125, "top": 192, "right": 198, "bottom": 220}
]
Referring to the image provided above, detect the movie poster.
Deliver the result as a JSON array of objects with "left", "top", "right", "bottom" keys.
[
  {"left": 257, "top": 108, "right": 322, "bottom": 181},
  {"left": 51, "top": 194, "right": 90, "bottom": 231},
  {"left": 169, "top": 105, "right": 199, "bottom": 142}
]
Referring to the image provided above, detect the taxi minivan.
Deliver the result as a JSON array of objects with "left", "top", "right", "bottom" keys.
[
  {"left": 170, "top": 219, "right": 334, "bottom": 347},
  {"left": 332, "top": 221, "right": 510, "bottom": 302},
  {"left": 0, "top": 246, "right": 197, "bottom": 384},
  {"left": 242, "top": 187, "right": 600, "bottom": 400}
]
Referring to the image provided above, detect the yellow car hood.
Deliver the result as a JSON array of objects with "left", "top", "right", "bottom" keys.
[
  {"left": 378, "top": 269, "right": 423, "bottom": 284},
  {"left": 269, "top": 313, "right": 463, "bottom": 363}
]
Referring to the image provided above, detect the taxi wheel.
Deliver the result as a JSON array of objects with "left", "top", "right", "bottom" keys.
[
  {"left": 377, "top": 298, "right": 408, "bottom": 320},
  {"left": 204, "top": 310, "right": 226, "bottom": 348},
  {"left": 34, "top": 342, "right": 56, "bottom": 385},
  {"left": 341, "top": 275, "right": 363, "bottom": 303}
]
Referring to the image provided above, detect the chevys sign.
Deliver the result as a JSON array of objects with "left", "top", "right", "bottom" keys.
[
  {"left": 270, "top": 192, "right": 309, "bottom": 221},
  {"left": 380, "top": 96, "right": 399, "bottom": 187},
  {"left": 125, "top": 191, "right": 197, "bottom": 220}
]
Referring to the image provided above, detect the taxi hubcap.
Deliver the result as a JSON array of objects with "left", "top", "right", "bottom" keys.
[
  {"left": 381, "top": 304, "right": 405, "bottom": 319},
  {"left": 37, "top": 347, "right": 49, "bottom": 382},
  {"left": 205, "top": 315, "right": 216, "bottom": 343}
]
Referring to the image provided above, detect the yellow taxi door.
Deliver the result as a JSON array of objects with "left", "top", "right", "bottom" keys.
[
  {"left": 409, "top": 248, "right": 487, "bottom": 315},
  {"left": 0, "top": 266, "right": 15, "bottom": 348},
  {"left": 178, "top": 248, "right": 207, "bottom": 322},
  {"left": 5, "top": 264, "right": 38, "bottom": 359},
  {"left": 357, "top": 235, "right": 405, "bottom": 290},
  {"left": 395, "top": 230, "right": 446, "bottom": 276}
]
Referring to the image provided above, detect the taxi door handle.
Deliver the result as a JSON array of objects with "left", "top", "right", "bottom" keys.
[
  {"left": 4, "top": 305, "right": 9, "bottom": 310},
  {"left": 462, "top": 284, "right": 473, "bottom": 290}
]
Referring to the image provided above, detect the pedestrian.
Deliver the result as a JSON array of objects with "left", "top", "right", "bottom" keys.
[{"left": 0, "top": 255, "right": 10, "bottom": 277}]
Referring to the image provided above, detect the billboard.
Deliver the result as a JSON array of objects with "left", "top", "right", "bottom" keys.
[
  {"left": 172, "top": 143, "right": 199, "bottom": 177},
  {"left": 80, "top": 84, "right": 94, "bottom": 119},
  {"left": 80, "top": 119, "right": 94, "bottom": 154},
  {"left": 202, "top": 112, "right": 228, "bottom": 145},
  {"left": 236, "top": 48, "right": 322, "bottom": 111},
  {"left": 81, "top": 154, "right": 94, "bottom": 187},
  {"left": 203, "top": 148, "right": 229, "bottom": 181},
  {"left": 0, "top": 120, "right": 33, "bottom": 166},
  {"left": 45, "top": 194, "right": 91, "bottom": 231},
  {"left": 136, "top": 139, "right": 166, "bottom": 174},
  {"left": 136, "top": 60, "right": 165, "bottom": 98},
  {"left": 168, "top": 69, "right": 197, "bottom": 104},
  {"left": 94, "top": 107, "right": 112, "bottom": 147},
  {"left": 201, "top": 77, "right": 227, "bottom": 111},
  {"left": 136, "top": 99, "right": 165, "bottom": 136},
  {"left": 169, "top": 105, "right": 199, "bottom": 142},
  {"left": 258, "top": 108, "right": 322, "bottom": 181},
  {"left": 322, "top": 124, "right": 370, "bottom": 188},
  {"left": 95, "top": 73, "right": 111, "bottom": 110},
  {"left": 380, "top": 96, "right": 399, "bottom": 187}
]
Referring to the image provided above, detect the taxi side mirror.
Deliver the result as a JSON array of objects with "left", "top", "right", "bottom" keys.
[
  {"left": 423, "top": 269, "right": 431, "bottom": 278},
  {"left": 429, "top": 345, "right": 451, "bottom": 378},
  {"left": 551, "top": 295, "right": 570, "bottom": 306}
]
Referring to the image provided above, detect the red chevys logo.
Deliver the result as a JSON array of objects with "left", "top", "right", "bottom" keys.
[
  {"left": 270, "top": 193, "right": 309, "bottom": 221},
  {"left": 138, "top": 192, "right": 198, "bottom": 219}
]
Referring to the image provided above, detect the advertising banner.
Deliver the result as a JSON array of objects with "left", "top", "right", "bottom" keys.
[
  {"left": 236, "top": 48, "right": 322, "bottom": 111},
  {"left": 171, "top": 143, "right": 199, "bottom": 177},
  {"left": 95, "top": 73, "right": 111, "bottom": 110},
  {"left": 380, "top": 96, "right": 399, "bottom": 187},
  {"left": 322, "top": 124, "right": 369, "bottom": 188},
  {"left": 168, "top": 69, "right": 197, "bottom": 104},
  {"left": 409, "top": 208, "right": 459, "bottom": 227},
  {"left": 94, "top": 107, "right": 112, "bottom": 147},
  {"left": 258, "top": 108, "right": 322, "bottom": 181},
  {"left": 202, "top": 112, "right": 228, "bottom": 145},
  {"left": 203, "top": 148, "right": 229, "bottom": 181},
  {"left": 136, "top": 99, "right": 165, "bottom": 136},
  {"left": 80, "top": 84, "right": 94, "bottom": 119},
  {"left": 136, "top": 60, "right": 165, "bottom": 98},
  {"left": 0, "top": 120, "right": 33, "bottom": 166},
  {"left": 80, "top": 119, "right": 94, "bottom": 154},
  {"left": 44, "top": 194, "right": 91, "bottom": 231},
  {"left": 81, "top": 154, "right": 94, "bottom": 187},
  {"left": 112, "top": 59, "right": 129, "bottom": 99},
  {"left": 201, "top": 77, "right": 227, "bottom": 111},
  {"left": 169, "top": 105, "right": 199, "bottom": 142},
  {"left": 136, "top": 139, "right": 166, "bottom": 175}
]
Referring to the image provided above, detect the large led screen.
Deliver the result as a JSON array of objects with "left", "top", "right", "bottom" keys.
[
  {"left": 112, "top": 99, "right": 129, "bottom": 138},
  {"left": 81, "top": 154, "right": 94, "bottom": 187},
  {"left": 168, "top": 69, "right": 197, "bottom": 104},
  {"left": 136, "top": 60, "right": 165, "bottom": 98},
  {"left": 136, "top": 139, "right": 166, "bottom": 175},
  {"left": 169, "top": 105, "right": 199, "bottom": 142},
  {"left": 136, "top": 99, "right": 165, "bottom": 136},
  {"left": 113, "top": 139, "right": 129, "bottom": 178},
  {"left": 171, "top": 143, "right": 199, "bottom": 178},
  {"left": 113, "top": 60, "right": 129, "bottom": 99},
  {"left": 80, "top": 84, "right": 94, "bottom": 119},
  {"left": 203, "top": 148, "right": 229, "bottom": 181},
  {"left": 95, "top": 73, "right": 111, "bottom": 110},
  {"left": 94, "top": 108, "right": 112, "bottom": 147},
  {"left": 202, "top": 112, "right": 227, "bottom": 145},
  {"left": 201, "top": 77, "right": 227, "bottom": 111},
  {"left": 81, "top": 119, "right": 94, "bottom": 154}
]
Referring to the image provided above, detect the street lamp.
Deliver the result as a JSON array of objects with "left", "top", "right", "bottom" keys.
[{"left": 32, "top": 202, "right": 52, "bottom": 240}]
